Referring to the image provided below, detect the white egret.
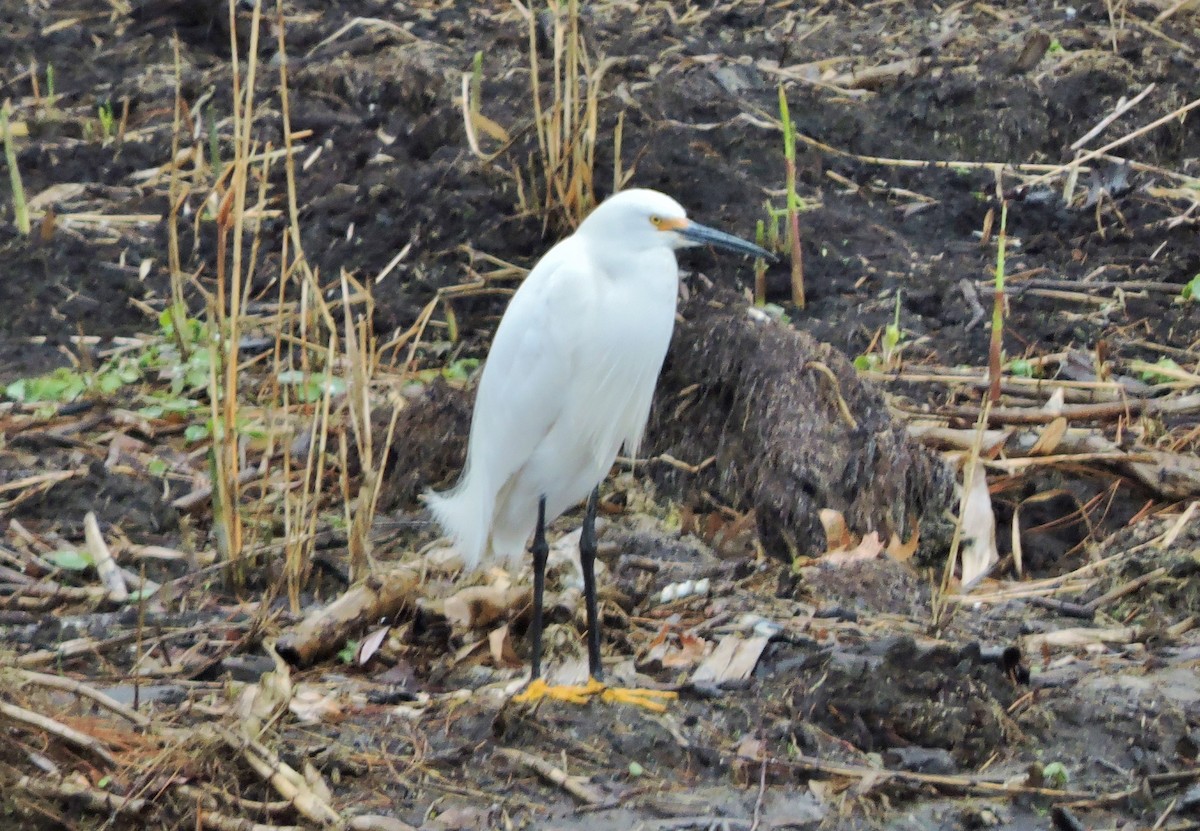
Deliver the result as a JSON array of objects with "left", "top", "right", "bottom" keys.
[{"left": 426, "top": 188, "right": 772, "bottom": 708}]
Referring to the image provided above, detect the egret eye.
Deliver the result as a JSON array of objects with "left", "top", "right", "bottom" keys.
[{"left": 649, "top": 215, "right": 662, "bottom": 228}]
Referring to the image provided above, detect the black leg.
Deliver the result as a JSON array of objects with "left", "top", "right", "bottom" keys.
[
  {"left": 529, "top": 496, "right": 549, "bottom": 681},
  {"left": 580, "top": 487, "right": 603, "bottom": 681}
]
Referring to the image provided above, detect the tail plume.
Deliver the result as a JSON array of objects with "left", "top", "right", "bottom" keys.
[{"left": 424, "top": 468, "right": 490, "bottom": 571}]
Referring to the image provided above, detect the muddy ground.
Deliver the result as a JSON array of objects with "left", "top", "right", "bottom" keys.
[{"left": 2, "top": 0, "right": 1200, "bottom": 829}]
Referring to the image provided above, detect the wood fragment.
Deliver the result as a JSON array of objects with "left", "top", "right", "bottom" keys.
[
  {"left": 213, "top": 725, "right": 341, "bottom": 826},
  {"left": 0, "top": 700, "right": 119, "bottom": 766},
  {"left": 691, "top": 635, "right": 770, "bottom": 684},
  {"left": 84, "top": 511, "right": 129, "bottom": 602},
  {"left": 276, "top": 566, "right": 420, "bottom": 666},
  {"left": 9, "top": 668, "right": 151, "bottom": 726},
  {"left": 15, "top": 775, "right": 146, "bottom": 816},
  {"left": 495, "top": 747, "right": 606, "bottom": 805},
  {"left": 1084, "top": 567, "right": 1167, "bottom": 613}
]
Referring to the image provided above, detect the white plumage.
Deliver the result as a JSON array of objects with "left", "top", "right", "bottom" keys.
[{"left": 425, "top": 188, "right": 769, "bottom": 571}]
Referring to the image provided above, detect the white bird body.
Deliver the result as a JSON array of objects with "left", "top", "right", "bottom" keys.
[
  {"left": 426, "top": 191, "right": 682, "bottom": 569},
  {"left": 424, "top": 188, "right": 768, "bottom": 705}
]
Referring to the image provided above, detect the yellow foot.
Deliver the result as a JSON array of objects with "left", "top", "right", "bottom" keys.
[
  {"left": 513, "top": 677, "right": 605, "bottom": 706},
  {"left": 600, "top": 685, "right": 679, "bottom": 713},
  {"left": 512, "top": 678, "right": 677, "bottom": 712}
]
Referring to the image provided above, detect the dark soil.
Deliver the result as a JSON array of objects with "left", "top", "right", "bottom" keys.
[{"left": 2, "top": 0, "right": 1200, "bottom": 829}]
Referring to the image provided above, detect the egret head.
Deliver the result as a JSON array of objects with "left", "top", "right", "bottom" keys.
[{"left": 579, "top": 189, "right": 774, "bottom": 260}]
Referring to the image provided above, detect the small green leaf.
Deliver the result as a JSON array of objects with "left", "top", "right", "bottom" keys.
[
  {"left": 442, "top": 358, "right": 481, "bottom": 382},
  {"left": 1008, "top": 358, "right": 1034, "bottom": 378},
  {"left": 5, "top": 379, "right": 27, "bottom": 401},
  {"left": 337, "top": 641, "right": 359, "bottom": 665},
  {"left": 883, "top": 325, "right": 901, "bottom": 353},
  {"left": 185, "top": 423, "right": 210, "bottom": 443},
  {"left": 1181, "top": 273, "right": 1200, "bottom": 301},
  {"left": 97, "top": 372, "right": 124, "bottom": 394},
  {"left": 1043, "top": 761, "right": 1069, "bottom": 788},
  {"left": 628, "top": 761, "right": 644, "bottom": 777},
  {"left": 147, "top": 458, "right": 169, "bottom": 477},
  {"left": 854, "top": 354, "right": 879, "bottom": 372},
  {"left": 1140, "top": 357, "right": 1182, "bottom": 383},
  {"left": 48, "top": 549, "right": 93, "bottom": 571}
]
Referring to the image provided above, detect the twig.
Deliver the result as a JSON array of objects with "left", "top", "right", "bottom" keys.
[
  {"left": 0, "top": 700, "right": 118, "bottom": 766},
  {"left": 749, "top": 752, "right": 768, "bottom": 831},
  {"left": 495, "top": 747, "right": 606, "bottom": 804},
  {"left": 774, "top": 750, "right": 1096, "bottom": 799},
  {"left": 1070, "top": 83, "right": 1157, "bottom": 150},
  {"left": 1159, "top": 501, "right": 1198, "bottom": 550},
  {"left": 1084, "top": 566, "right": 1167, "bottom": 613},
  {"left": 1026, "top": 596, "right": 1096, "bottom": 619},
  {"left": 9, "top": 668, "right": 151, "bottom": 726},
  {"left": 805, "top": 361, "right": 857, "bottom": 429},
  {"left": 960, "top": 278, "right": 986, "bottom": 330},
  {"left": 635, "top": 819, "right": 750, "bottom": 831},
  {"left": 1021, "top": 96, "right": 1200, "bottom": 190},
  {"left": 213, "top": 725, "right": 341, "bottom": 826},
  {"left": 1155, "top": 0, "right": 1199, "bottom": 22},
  {"left": 15, "top": 775, "right": 146, "bottom": 816}
]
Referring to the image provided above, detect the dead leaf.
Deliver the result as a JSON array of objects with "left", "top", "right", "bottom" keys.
[
  {"left": 886, "top": 528, "right": 919, "bottom": 561},
  {"left": 736, "top": 736, "right": 766, "bottom": 760},
  {"left": 818, "top": 508, "right": 853, "bottom": 552},
  {"left": 423, "top": 804, "right": 489, "bottom": 831},
  {"left": 823, "top": 531, "right": 883, "bottom": 566},
  {"left": 356, "top": 625, "right": 390, "bottom": 666},
  {"left": 487, "top": 624, "right": 520, "bottom": 667},
  {"left": 1029, "top": 416, "right": 1067, "bottom": 455},
  {"left": 1042, "top": 387, "right": 1066, "bottom": 415},
  {"left": 289, "top": 685, "right": 343, "bottom": 724},
  {"left": 660, "top": 633, "right": 710, "bottom": 669},
  {"left": 1011, "top": 506, "right": 1024, "bottom": 578},
  {"left": 424, "top": 545, "right": 464, "bottom": 572},
  {"left": 105, "top": 433, "right": 147, "bottom": 469},
  {"left": 471, "top": 111, "right": 510, "bottom": 143},
  {"left": 27, "top": 182, "right": 87, "bottom": 212},
  {"left": 959, "top": 463, "right": 998, "bottom": 589}
]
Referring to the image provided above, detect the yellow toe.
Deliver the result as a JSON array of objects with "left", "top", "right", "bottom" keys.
[
  {"left": 599, "top": 686, "right": 679, "bottom": 713},
  {"left": 513, "top": 677, "right": 605, "bottom": 706}
]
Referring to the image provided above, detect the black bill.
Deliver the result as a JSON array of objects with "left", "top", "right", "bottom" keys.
[{"left": 681, "top": 221, "right": 777, "bottom": 260}]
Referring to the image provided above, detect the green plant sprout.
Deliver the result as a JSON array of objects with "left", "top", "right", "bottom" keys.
[
  {"left": 882, "top": 292, "right": 903, "bottom": 362},
  {"left": 1, "top": 102, "right": 30, "bottom": 235},
  {"left": 987, "top": 202, "right": 1009, "bottom": 403},
  {"left": 777, "top": 85, "right": 805, "bottom": 308},
  {"left": 45, "top": 64, "right": 56, "bottom": 107},
  {"left": 4, "top": 310, "right": 216, "bottom": 424},
  {"left": 97, "top": 100, "right": 115, "bottom": 141},
  {"left": 1180, "top": 273, "right": 1200, "bottom": 302},
  {"left": 853, "top": 292, "right": 905, "bottom": 372},
  {"left": 1042, "top": 762, "right": 1069, "bottom": 788},
  {"left": 207, "top": 104, "right": 222, "bottom": 176},
  {"left": 1007, "top": 357, "right": 1036, "bottom": 378},
  {"left": 754, "top": 219, "right": 767, "bottom": 307}
]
